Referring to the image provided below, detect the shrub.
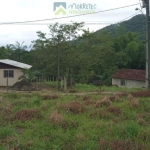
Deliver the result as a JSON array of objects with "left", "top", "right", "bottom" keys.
[
  {"left": 138, "top": 129, "right": 150, "bottom": 142},
  {"left": 131, "top": 90, "right": 150, "bottom": 98},
  {"left": 107, "top": 106, "right": 121, "bottom": 115},
  {"left": 114, "top": 95, "right": 121, "bottom": 102},
  {"left": 50, "top": 110, "right": 65, "bottom": 124},
  {"left": 129, "top": 99, "right": 139, "bottom": 108},
  {"left": 116, "top": 93, "right": 127, "bottom": 98},
  {"left": 137, "top": 118, "right": 147, "bottom": 126},
  {"left": 109, "top": 95, "right": 121, "bottom": 102},
  {"left": 137, "top": 113, "right": 150, "bottom": 123},
  {"left": 67, "top": 101, "right": 85, "bottom": 114},
  {"left": 127, "top": 94, "right": 134, "bottom": 101},
  {"left": 14, "top": 109, "right": 42, "bottom": 122},
  {"left": 109, "top": 96, "right": 116, "bottom": 102},
  {"left": 82, "top": 96, "right": 89, "bottom": 101},
  {"left": 95, "top": 97, "right": 111, "bottom": 108},
  {"left": 110, "top": 140, "right": 145, "bottom": 150},
  {"left": 98, "top": 138, "right": 110, "bottom": 150},
  {"left": 98, "top": 139, "right": 145, "bottom": 150},
  {"left": 90, "top": 110, "right": 110, "bottom": 119},
  {"left": 0, "top": 106, "right": 12, "bottom": 121},
  {"left": 85, "top": 100, "right": 93, "bottom": 106}
]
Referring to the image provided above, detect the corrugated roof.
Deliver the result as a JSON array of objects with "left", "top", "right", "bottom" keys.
[
  {"left": 111, "top": 69, "right": 145, "bottom": 81},
  {"left": 0, "top": 59, "right": 32, "bottom": 69}
]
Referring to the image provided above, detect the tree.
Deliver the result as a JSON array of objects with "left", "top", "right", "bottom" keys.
[
  {"left": 11, "top": 42, "right": 27, "bottom": 62},
  {"left": 0, "top": 46, "right": 9, "bottom": 59}
]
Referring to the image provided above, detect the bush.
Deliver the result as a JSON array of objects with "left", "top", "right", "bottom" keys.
[
  {"left": 129, "top": 99, "right": 139, "bottom": 108},
  {"left": 95, "top": 97, "right": 111, "bottom": 108},
  {"left": 107, "top": 106, "right": 121, "bottom": 115},
  {"left": 14, "top": 109, "right": 42, "bottom": 122},
  {"left": 50, "top": 110, "right": 65, "bottom": 124},
  {"left": 82, "top": 96, "right": 89, "bottom": 101},
  {"left": 131, "top": 90, "right": 150, "bottom": 98},
  {"left": 85, "top": 100, "right": 93, "bottom": 106},
  {"left": 67, "top": 101, "right": 85, "bottom": 114},
  {"left": 98, "top": 139, "right": 145, "bottom": 150},
  {"left": 90, "top": 109, "right": 110, "bottom": 119}
]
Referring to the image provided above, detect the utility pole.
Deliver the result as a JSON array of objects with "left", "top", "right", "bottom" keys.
[
  {"left": 143, "top": 0, "right": 150, "bottom": 89},
  {"left": 57, "top": 36, "right": 60, "bottom": 91}
]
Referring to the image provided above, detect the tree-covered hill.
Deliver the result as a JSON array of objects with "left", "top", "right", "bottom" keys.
[{"left": 95, "top": 14, "right": 146, "bottom": 40}]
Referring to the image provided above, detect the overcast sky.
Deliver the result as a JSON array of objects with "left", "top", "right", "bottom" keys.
[{"left": 0, "top": 0, "right": 145, "bottom": 47}]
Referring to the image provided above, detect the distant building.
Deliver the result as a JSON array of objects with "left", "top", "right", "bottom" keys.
[
  {"left": 0, "top": 59, "right": 32, "bottom": 86},
  {"left": 111, "top": 69, "right": 145, "bottom": 88}
]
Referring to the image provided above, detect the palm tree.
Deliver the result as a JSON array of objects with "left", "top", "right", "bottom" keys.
[
  {"left": 19, "top": 69, "right": 35, "bottom": 92},
  {"left": 11, "top": 42, "right": 27, "bottom": 62}
]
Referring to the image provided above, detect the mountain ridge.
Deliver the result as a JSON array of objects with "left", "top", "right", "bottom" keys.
[{"left": 94, "top": 14, "right": 146, "bottom": 40}]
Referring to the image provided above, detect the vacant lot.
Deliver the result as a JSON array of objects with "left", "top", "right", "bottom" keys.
[{"left": 0, "top": 90, "right": 150, "bottom": 150}]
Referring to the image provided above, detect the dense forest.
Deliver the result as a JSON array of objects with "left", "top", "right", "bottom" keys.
[
  {"left": 0, "top": 15, "right": 146, "bottom": 85},
  {"left": 96, "top": 14, "right": 146, "bottom": 40}
]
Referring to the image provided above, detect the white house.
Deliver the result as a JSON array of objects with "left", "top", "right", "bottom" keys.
[
  {"left": 0, "top": 59, "right": 32, "bottom": 86},
  {"left": 111, "top": 69, "right": 145, "bottom": 88}
]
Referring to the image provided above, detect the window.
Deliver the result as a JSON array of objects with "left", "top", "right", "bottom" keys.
[
  {"left": 4, "top": 70, "right": 14, "bottom": 78},
  {"left": 121, "top": 79, "right": 125, "bottom": 86}
]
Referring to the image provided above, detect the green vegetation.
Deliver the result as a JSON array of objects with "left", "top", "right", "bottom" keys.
[
  {"left": 0, "top": 14, "right": 146, "bottom": 86},
  {"left": 44, "top": 82, "right": 144, "bottom": 93},
  {"left": 96, "top": 14, "right": 146, "bottom": 40},
  {"left": 0, "top": 89, "right": 150, "bottom": 149}
]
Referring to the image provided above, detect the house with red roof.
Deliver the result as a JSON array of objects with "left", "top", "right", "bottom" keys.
[{"left": 111, "top": 69, "right": 145, "bottom": 88}]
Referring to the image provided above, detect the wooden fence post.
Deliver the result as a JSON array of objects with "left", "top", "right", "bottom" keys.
[{"left": 7, "top": 76, "right": 8, "bottom": 94}]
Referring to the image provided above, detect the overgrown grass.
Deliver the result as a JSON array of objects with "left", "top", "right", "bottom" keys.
[
  {"left": 75, "top": 83, "right": 144, "bottom": 93},
  {"left": 45, "top": 81, "right": 57, "bottom": 88},
  {"left": 44, "top": 82, "right": 144, "bottom": 93},
  {"left": 0, "top": 91, "right": 150, "bottom": 149}
]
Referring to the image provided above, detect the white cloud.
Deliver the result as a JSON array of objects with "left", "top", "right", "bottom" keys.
[{"left": 0, "top": 0, "right": 144, "bottom": 46}]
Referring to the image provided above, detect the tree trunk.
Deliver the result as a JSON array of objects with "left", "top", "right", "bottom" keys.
[
  {"left": 29, "top": 82, "right": 31, "bottom": 93},
  {"left": 67, "top": 66, "right": 72, "bottom": 88}
]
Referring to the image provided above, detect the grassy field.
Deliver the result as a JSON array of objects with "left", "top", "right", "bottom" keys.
[
  {"left": 45, "top": 82, "right": 144, "bottom": 93},
  {"left": 0, "top": 90, "right": 150, "bottom": 150}
]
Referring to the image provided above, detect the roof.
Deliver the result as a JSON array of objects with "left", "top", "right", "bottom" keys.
[
  {"left": 0, "top": 59, "right": 32, "bottom": 69},
  {"left": 111, "top": 69, "right": 146, "bottom": 81}
]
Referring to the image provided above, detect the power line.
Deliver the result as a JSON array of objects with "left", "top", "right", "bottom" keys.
[
  {"left": 0, "top": 12, "right": 143, "bottom": 26},
  {"left": 0, "top": 3, "right": 140, "bottom": 25}
]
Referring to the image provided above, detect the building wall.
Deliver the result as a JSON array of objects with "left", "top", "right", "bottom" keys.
[
  {"left": 0, "top": 69, "right": 23, "bottom": 86},
  {"left": 112, "top": 78, "right": 145, "bottom": 88}
]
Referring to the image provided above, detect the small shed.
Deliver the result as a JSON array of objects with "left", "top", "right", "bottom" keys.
[
  {"left": 0, "top": 59, "right": 32, "bottom": 86},
  {"left": 111, "top": 69, "right": 145, "bottom": 88}
]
